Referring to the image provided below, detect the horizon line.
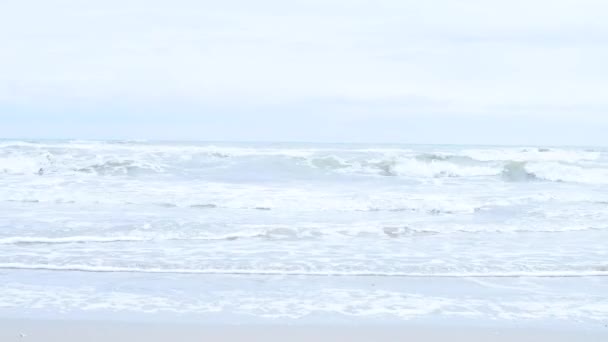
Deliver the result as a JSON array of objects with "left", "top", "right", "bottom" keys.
[{"left": 0, "top": 137, "right": 605, "bottom": 149}]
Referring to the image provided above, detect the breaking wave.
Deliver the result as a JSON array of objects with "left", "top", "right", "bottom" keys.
[
  {"left": 1, "top": 141, "right": 607, "bottom": 184},
  {"left": 501, "top": 162, "right": 539, "bottom": 182},
  {"left": 74, "top": 160, "right": 163, "bottom": 176}
]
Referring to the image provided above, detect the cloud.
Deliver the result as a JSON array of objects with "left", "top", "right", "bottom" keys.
[{"left": 0, "top": 0, "right": 607, "bottom": 143}]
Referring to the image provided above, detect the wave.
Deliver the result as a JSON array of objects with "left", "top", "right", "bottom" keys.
[
  {"left": 0, "top": 154, "right": 165, "bottom": 176},
  {"left": 189, "top": 203, "right": 218, "bottom": 209},
  {"left": 501, "top": 161, "right": 540, "bottom": 182},
  {"left": 0, "top": 232, "right": 266, "bottom": 245},
  {"left": 0, "top": 230, "right": 368, "bottom": 245},
  {"left": 1, "top": 142, "right": 607, "bottom": 183},
  {"left": 0, "top": 195, "right": 486, "bottom": 214},
  {"left": 499, "top": 161, "right": 608, "bottom": 184},
  {"left": 415, "top": 153, "right": 478, "bottom": 164},
  {"left": 270, "top": 151, "right": 605, "bottom": 183},
  {"left": 0, "top": 236, "right": 151, "bottom": 244},
  {"left": 0, "top": 263, "right": 606, "bottom": 278},
  {"left": 461, "top": 147, "right": 602, "bottom": 163},
  {"left": 0, "top": 223, "right": 602, "bottom": 246},
  {"left": 307, "top": 155, "right": 498, "bottom": 178},
  {"left": 74, "top": 160, "right": 164, "bottom": 176}
]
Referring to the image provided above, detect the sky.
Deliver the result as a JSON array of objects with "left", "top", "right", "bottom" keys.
[{"left": 1, "top": 0, "right": 607, "bottom": 145}]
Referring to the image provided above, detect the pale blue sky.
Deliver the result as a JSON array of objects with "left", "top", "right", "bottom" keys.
[{"left": 1, "top": 0, "right": 607, "bottom": 145}]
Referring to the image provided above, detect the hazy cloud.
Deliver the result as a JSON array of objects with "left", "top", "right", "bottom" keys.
[{"left": 1, "top": 0, "right": 607, "bottom": 144}]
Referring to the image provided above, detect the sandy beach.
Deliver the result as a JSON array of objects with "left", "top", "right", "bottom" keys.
[{"left": 1, "top": 319, "right": 607, "bottom": 342}]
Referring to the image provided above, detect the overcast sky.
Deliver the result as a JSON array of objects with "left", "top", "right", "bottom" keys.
[{"left": 1, "top": 0, "right": 607, "bottom": 145}]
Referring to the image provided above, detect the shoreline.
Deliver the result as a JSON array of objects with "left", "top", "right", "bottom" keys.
[{"left": 1, "top": 319, "right": 607, "bottom": 342}]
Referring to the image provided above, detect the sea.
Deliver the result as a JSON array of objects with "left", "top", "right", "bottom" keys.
[{"left": 0, "top": 140, "right": 607, "bottom": 326}]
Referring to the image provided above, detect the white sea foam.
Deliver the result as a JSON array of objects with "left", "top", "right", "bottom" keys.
[
  {"left": 0, "top": 236, "right": 152, "bottom": 244},
  {"left": 461, "top": 147, "right": 602, "bottom": 163},
  {"left": 1, "top": 141, "right": 607, "bottom": 321},
  {"left": 3, "top": 281, "right": 606, "bottom": 322},
  {"left": 1, "top": 263, "right": 607, "bottom": 277}
]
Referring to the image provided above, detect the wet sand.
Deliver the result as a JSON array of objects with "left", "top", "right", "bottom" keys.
[{"left": 1, "top": 319, "right": 606, "bottom": 342}]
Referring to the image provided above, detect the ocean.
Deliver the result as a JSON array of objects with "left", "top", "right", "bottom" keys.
[{"left": 0, "top": 140, "right": 607, "bottom": 325}]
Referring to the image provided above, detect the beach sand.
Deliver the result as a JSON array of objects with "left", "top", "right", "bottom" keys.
[{"left": 1, "top": 319, "right": 607, "bottom": 342}]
